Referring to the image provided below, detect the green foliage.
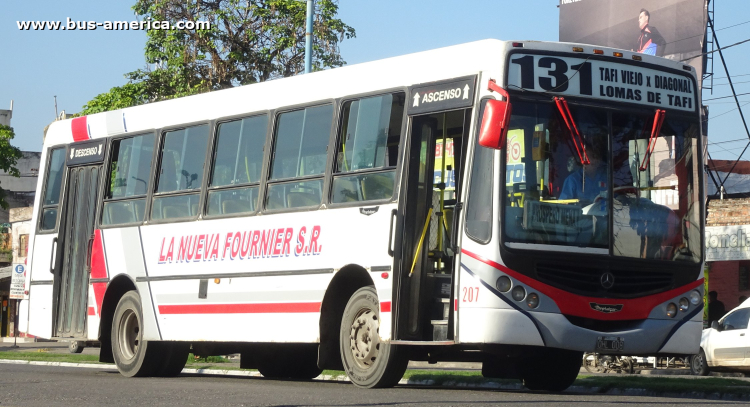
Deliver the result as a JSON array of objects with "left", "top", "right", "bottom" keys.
[
  {"left": 79, "top": 83, "right": 149, "bottom": 116},
  {"left": 0, "top": 125, "right": 22, "bottom": 210},
  {"left": 80, "top": 0, "right": 355, "bottom": 113}
]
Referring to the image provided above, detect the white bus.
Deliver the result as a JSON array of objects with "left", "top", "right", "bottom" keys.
[{"left": 21, "top": 39, "right": 705, "bottom": 391}]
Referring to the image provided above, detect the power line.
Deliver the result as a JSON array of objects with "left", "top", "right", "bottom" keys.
[
  {"left": 708, "top": 101, "right": 750, "bottom": 120},
  {"left": 665, "top": 19, "right": 750, "bottom": 47},
  {"left": 708, "top": 137, "right": 750, "bottom": 146},
  {"left": 704, "top": 92, "right": 750, "bottom": 101},
  {"left": 681, "top": 37, "right": 750, "bottom": 62}
]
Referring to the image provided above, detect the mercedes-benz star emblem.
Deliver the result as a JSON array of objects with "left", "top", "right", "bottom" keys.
[{"left": 600, "top": 272, "right": 615, "bottom": 289}]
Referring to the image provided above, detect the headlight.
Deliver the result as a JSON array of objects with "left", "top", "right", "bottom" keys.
[
  {"left": 511, "top": 285, "right": 526, "bottom": 301},
  {"left": 666, "top": 303, "right": 677, "bottom": 318},
  {"left": 526, "top": 292, "right": 540, "bottom": 308},
  {"left": 496, "top": 276, "right": 512, "bottom": 292},
  {"left": 689, "top": 290, "right": 702, "bottom": 306},
  {"left": 679, "top": 297, "right": 689, "bottom": 312}
]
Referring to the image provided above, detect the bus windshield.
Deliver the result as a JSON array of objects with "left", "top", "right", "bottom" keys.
[{"left": 502, "top": 99, "right": 701, "bottom": 263}]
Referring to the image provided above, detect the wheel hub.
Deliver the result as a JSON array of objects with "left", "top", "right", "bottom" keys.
[
  {"left": 118, "top": 309, "right": 140, "bottom": 361},
  {"left": 349, "top": 308, "right": 380, "bottom": 369}
]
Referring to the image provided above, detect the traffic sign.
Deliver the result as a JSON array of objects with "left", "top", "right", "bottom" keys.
[{"left": 10, "top": 263, "right": 26, "bottom": 300}]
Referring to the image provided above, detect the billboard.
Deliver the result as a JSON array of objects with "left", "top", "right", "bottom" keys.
[{"left": 559, "top": 0, "right": 708, "bottom": 81}]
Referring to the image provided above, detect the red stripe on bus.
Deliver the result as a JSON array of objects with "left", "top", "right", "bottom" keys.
[
  {"left": 380, "top": 301, "right": 391, "bottom": 312},
  {"left": 88, "top": 307, "right": 96, "bottom": 316},
  {"left": 90, "top": 230, "right": 107, "bottom": 279},
  {"left": 71, "top": 116, "right": 89, "bottom": 141},
  {"left": 461, "top": 249, "right": 703, "bottom": 321},
  {"left": 158, "top": 302, "right": 322, "bottom": 314}
]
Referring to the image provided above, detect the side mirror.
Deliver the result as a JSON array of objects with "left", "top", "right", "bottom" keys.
[
  {"left": 711, "top": 320, "right": 720, "bottom": 331},
  {"left": 478, "top": 98, "right": 512, "bottom": 150}
]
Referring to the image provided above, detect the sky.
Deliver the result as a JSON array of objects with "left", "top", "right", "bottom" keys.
[{"left": 1, "top": 0, "right": 748, "bottom": 162}]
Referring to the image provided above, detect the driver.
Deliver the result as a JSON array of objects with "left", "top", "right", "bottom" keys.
[{"left": 559, "top": 149, "right": 607, "bottom": 202}]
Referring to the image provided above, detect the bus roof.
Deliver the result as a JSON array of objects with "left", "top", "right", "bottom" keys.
[{"left": 44, "top": 38, "right": 696, "bottom": 147}]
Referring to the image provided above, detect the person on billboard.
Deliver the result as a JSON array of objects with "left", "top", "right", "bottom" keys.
[{"left": 635, "top": 8, "right": 667, "bottom": 57}]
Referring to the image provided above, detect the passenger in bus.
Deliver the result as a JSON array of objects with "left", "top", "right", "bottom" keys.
[{"left": 559, "top": 150, "right": 607, "bottom": 202}]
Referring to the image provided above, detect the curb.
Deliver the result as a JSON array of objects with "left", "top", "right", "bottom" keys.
[{"left": 2, "top": 359, "right": 750, "bottom": 401}]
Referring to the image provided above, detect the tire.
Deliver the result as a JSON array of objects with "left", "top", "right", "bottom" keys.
[
  {"left": 68, "top": 341, "right": 85, "bottom": 354},
  {"left": 339, "top": 286, "right": 408, "bottom": 388},
  {"left": 520, "top": 348, "right": 582, "bottom": 392},
  {"left": 619, "top": 357, "right": 634, "bottom": 374},
  {"left": 690, "top": 349, "right": 709, "bottom": 376},
  {"left": 153, "top": 342, "right": 190, "bottom": 377},
  {"left": 111, "top": 291, "right": 159, "bottom": 377},
  {"left": 257, "top": 344, "right": 322, "bottom": 380}
]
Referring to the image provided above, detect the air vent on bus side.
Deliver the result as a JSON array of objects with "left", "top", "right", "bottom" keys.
[{"left": 535, "top": 262, "right": 673, "bottom": 298}]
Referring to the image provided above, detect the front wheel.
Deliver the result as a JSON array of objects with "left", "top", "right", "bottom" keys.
[
  {"left": 68, "top": 341, "right": 85, "bottom": 354},
  {"left": 521, "top": 348, "right": 582, "bottom": 392},
  {"left": 340, "top": 286, "right": 408, "bottom": 388},
  {"left": 690, "top": 349, "right": 709, "bottom": 376}
]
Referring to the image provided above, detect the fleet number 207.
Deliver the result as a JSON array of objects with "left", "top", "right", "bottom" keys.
[{"left": 462, "top": 286, "right": 479, "bottom": 302}]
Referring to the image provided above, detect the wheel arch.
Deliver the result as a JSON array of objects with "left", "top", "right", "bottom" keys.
[
  {"left": 98, "top": 274, "right": 137, "bottom": 363},
  {"left": 318, "top": 264, "right": 375, "bottom": 370}
]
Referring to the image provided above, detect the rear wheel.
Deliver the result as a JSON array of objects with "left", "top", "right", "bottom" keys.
[
  {"left": 257, "top": 344, "right": 322, "bottom": 380},
  {"left": 690, "top": 349, "right": 709, "bottom": 376},
  {"left": 153, "top": 342, "right": 190, "bottom": 377},
  {"left": 111, "top": 291, "right": 159, "bottom": 377},
  {"left": 339, "top": 286, "right": 408, "bottom": 388},
  {"left": 520, "top": 348, "right": 582, "bottom": 392}
]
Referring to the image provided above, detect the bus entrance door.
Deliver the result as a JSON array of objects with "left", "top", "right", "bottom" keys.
[
  {"left": 394, "top": 109, "right": 468, "bottom": 342},
  {"left": 52, "top": 164, "right": 102, "bottom": 339}
]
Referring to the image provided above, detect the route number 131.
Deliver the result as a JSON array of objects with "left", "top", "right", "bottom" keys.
[{"left": 511, "top": 56, "right": 592, "bottom": 95}]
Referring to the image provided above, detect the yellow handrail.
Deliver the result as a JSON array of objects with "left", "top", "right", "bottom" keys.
[{"left": 410, "top": 208, "right": 433, "bottom": 277}]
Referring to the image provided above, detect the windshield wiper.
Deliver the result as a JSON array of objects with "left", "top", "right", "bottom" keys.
[
  {"left": 554, "top": 97, "right": 590, "bottom": 165},
  {"left": 639, "top": 109, "right": 666, "bottom": 171}
]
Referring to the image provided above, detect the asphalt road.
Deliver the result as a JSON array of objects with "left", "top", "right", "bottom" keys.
[{"left": 0, "top": 364, "right": 746, "bottom": 407}]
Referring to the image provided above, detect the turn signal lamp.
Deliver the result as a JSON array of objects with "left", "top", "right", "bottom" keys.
[
  {"left": 613, "top": 52, "right": 624, "bottom": 58},
  {"left": 666, "top": 303, "right": 678, "bottom": 318},
  {"left": 593, "top": 49, "right": 604, "bottom": 55},
  {"left": 526, "top": 293, "right": 540, "bottom": 309}
]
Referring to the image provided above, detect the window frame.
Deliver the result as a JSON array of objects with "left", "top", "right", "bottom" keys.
[
  {"left": 203, "top": 111, "right": 272, "bottom": 220},
  {"left": 99, "top": 131, "right": 159, "bottom": 229},
  {"left": 148, "top": 120, "right": 214, "bottom": 224},
  {"left": 262, "top": 100, "right": 337, "bottom": 214},
  {"left": 327, "top": 88, "right": 409, "bottom": 209},
  {"left": 36, "top": 144, "right": 69, "bottom": 234},
  {"left": 464, "top": 97, "right": 495, "bottom": 244},
  {"left": 720, "top": 308, "right": 750, "bottom": 331}
]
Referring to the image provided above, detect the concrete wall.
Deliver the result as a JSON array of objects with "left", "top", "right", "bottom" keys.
[{"left": 0, "top": 109, "right": 10, "bottom": 127}]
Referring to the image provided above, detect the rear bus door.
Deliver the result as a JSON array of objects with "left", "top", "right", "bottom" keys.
[{"left": 51, "top": 140, "right": 106, "bottom": 339}]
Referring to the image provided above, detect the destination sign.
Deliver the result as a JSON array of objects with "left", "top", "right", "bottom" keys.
[
  {"left": 67, "top": 139, "right": 106, "bottom": 166},
  {"left": 507, "top": 53, "right": 697, "bottom": 112},
  {"left": 408, "top": 76, "right": 476, "bottom": 115},
  {"left": 523, "top": 200, "right": 581, "bottom": 234}
]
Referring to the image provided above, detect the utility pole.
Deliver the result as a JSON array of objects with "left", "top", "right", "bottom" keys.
[{"left": 304, "top": 0, "right": 315, "bottom": 74}]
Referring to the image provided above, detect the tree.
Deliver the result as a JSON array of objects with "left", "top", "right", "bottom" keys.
[
  {"left": 80, "top": 0, "right": 354, "bottom": 114},
  {"left": 0, "top": 125, "right": 23, "bottom": 209}
]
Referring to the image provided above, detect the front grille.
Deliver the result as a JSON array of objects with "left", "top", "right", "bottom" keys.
[
  {"left": 536, "top": 262, "right": 673, "bottom": 297},
  {"left": 564, "top": 315, "right": 644, "bottom": 333}
]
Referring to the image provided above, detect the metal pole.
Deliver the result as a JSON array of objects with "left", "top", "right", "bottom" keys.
[
  {"left": 304, "top": 0, "right": 314, "bottom": 74},
  {"left": 12, "top": 299, "right": 19, "bottom": 348}
]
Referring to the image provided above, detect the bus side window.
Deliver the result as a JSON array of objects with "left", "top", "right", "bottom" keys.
[
  {"left": 151, "top": 125, "right": 209, "bottom": 220},
  {"left": 38, "top": 147, "right": 66, "bottom": 232},
  {"left": 206, "top": 114, "right": 268, "bottom": 216},
  {"left": 465, "top": 101, "right": 494, "bottom": 244},
  {"left": 331, "top": 92, "right": 404, "bottom": 204},
  {"left": 102, "top": 133, "right": 155, "bottom": 226},
  {"left": 266, "top": 105, "right": 332, "bottom": 210}
]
